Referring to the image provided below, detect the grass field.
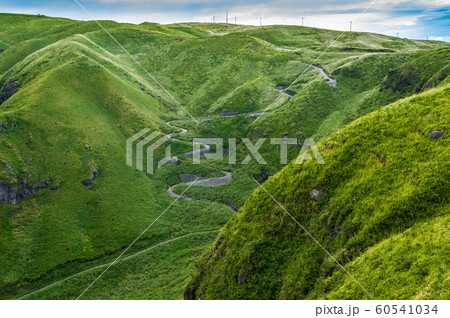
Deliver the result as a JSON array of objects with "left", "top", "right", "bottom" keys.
[{"left": 0, "top": 13, "right": 448, "bottom": 299}]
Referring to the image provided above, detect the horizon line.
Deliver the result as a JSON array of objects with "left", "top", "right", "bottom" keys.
[{"left": 1, "top": 11, "right": 448, "bottom": 43}]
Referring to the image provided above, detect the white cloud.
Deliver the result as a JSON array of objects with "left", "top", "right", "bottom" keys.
[
  {"left": 375, "top": 15, "right": 422, "bottom": 27},
  {"left": 428, "top": 36, "right": 444, "bottom": 41},
  {"left": 90, "top": 0, "right": 450, "bottom": 9},
  {"left": 202, "top": 4, "right": 417, "bottom": 32},
  {"left": 90, "top": 0, "right": 227, "bottom": 3}
]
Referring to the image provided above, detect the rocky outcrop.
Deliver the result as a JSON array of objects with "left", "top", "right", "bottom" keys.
[
  {"left": 430, "top": 130, "right": 444, "bottom": 139},
  {"left": 0, "top": 178, "right": 53, "bottom": 205},
  {"left": 0, "top": 181, "right": 18, "bottom": 205},
  {"left": 0, "top": 79, "right": 19, "bottom": 106},
  {"left": 81, "top": 163, "right": 99, "bottom": 190},
  {"left": 2, "top": 161, "right": 13, "bottom": 172},
  {"left": 310, "top": 188, "right": 325, "bottom": 201},
  {"left": 18, "top": 179, "right": 50, "bottom": 199}
]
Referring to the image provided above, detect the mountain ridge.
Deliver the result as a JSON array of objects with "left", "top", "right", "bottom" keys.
[{"left": 0, "top": 13, "right": 448, "bottom": 299}]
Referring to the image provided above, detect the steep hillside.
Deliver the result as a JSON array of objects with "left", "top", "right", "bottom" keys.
[
  {"left": 0, "top": 14, "right": 234, "bottom": 299},
  {"left": 185, "top": 84, "right": 450, "bottom": 299},
  {"left": 250, "top": 48, "right": 450, "bottom": 142},
  {"left": 0, "top": 13, "right": 448, "bottom": 300},
  {"left": 175, "top": 48, "right": 449, "bottom": 210}
]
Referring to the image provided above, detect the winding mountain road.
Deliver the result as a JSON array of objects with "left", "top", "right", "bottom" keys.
[
  {"left": 17, "top": 112, "right": 268, "bottom": 300},
  {"left": 165, "top": 119, "right": 235, "bottom": 202},
  {"left": 14, "top": 60, "right": 335, "bottom": 300},
  {"left": 165, "top": 111, "right": 271, "bottom": 201}
]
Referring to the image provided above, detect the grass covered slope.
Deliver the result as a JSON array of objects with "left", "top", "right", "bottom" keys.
[
  {"left": 26, "top": 231, "right": 222, "bottom": 300},
  {"left": 0, "top": 13, "right": 448, "bottom": 299},
  {"left": 0, "top": 15, "right": 234, "bottom": 299},
  {"left": 185, "top": 84, "right": 450, "bottom": 299},
  {"left": 250, "top": 48, "right": 450, "bottom": 142}
]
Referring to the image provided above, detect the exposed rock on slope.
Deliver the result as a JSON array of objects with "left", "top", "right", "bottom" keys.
[
  {"left": 0, "top": 178, "right": 53, "bottom": 205},
  {"left": 0, "top": 181, "right": 18, "bottom": 205},
  {"left": 0, "top": 79, "right": 18, "bottom": 106}
]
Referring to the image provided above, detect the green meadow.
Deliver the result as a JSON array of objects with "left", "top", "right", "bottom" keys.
[{"left": 0, "top": 13, "right": 448, "bottom": 299}]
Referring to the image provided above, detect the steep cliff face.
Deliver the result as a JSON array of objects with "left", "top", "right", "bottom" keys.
[{"left": 0, "top": 181, "right": 18, "bottom": 205}]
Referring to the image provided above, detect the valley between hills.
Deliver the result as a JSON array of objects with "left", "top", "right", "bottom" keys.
[{"left": 0, "top": 13, "right": 448, "bottom": 300}]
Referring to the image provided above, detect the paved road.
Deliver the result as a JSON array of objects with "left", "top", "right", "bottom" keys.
[
  {"left": 18, "top": 112, "right": 269, "bottom": 300},
  {"left": 275, "top": 86, "right": 296, "bottom": 97},
  {"left": 165, "top": 112, "right": 271, "bottom": 202},
  {"left": 167, "top": 171, "right": 233, "bottom": 201},
  {"left": 166, "top": 119, "right": 233, "bottom": 201},
  {"left": 247, "top": 111, "right": 271, "bottom": 118},
  {"left": 309, "top": 64, "right": 337, "bottom": 87},
  {"left": 273, "top": 48, "right": 338, "bottom": 87},
  {"left": 185, "top": 171, "right": 232, "bottom": 187}
]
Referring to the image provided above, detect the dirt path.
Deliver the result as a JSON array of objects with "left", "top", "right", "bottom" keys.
[{"left": 16, "top": 230, "right": 220, "bottom": 300}]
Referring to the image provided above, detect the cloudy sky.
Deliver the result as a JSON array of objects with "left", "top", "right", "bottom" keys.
[{"left": 1, "top": 0, "right": 449, "bottom": 41}]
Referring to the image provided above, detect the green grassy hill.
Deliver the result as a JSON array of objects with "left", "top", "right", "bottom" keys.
[
  {"left": 0, "top": 13, "right": 448, "bottom": 299},
  {"left": 185, "top": 84, "right": 449, "bottom": 299},
  {"left": 0, "top": 14, "right": 236, "bottom": 299}
]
